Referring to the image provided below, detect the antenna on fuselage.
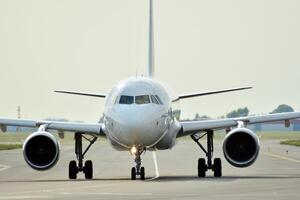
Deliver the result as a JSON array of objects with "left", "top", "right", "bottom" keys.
[{"left": 147, "top": 0, "right": 155, "bottom": 78}]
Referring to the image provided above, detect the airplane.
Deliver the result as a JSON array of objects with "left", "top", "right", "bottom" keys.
[{"left": 1, "top": 0, "right": 300, "bottom": 181}]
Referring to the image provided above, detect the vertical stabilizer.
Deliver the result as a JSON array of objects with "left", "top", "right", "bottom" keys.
[{"left": 147, "top": 0, "right": 155, "bottom": 77}]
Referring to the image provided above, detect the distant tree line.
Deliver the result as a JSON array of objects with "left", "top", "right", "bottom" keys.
[
  {"left": 191, "top": 104, "right": 299, "bottom": 131},
  {"left": 270, "top": 104, "right": 294, "bottom": 114},
  {"left": 193, "top": 104, "right": 295, "bottom": 120},
  {"left": 226, "top": 107, "right": 249, "bottom": 118}
]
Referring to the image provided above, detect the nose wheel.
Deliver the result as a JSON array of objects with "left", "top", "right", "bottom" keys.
[
  {"left": 131, "top": 166, "right": 145, "bottom": 180},
  {"left": 130, "top": 147, "right": 146, "bottom": 180}
]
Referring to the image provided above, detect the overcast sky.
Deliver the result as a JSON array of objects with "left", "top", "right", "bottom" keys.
[{"left": 0, "top": 0, "right": 300, "bottom": 122}]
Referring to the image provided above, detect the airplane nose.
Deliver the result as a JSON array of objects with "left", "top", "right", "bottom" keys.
[
  {"left": 111, "top": 107, "right": 166, "bottom": 147},
  {"left": 121, "top": 118, "right": 155, "bottom": 142},
  {"left": 123, "top": 116, "right": 151, "bottom": 129}
]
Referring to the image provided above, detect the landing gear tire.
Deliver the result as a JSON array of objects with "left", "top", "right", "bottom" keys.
[
  {"left": 84, "top": 160, "right": 93, "bottom": 179},
  {"left": 140, "top": 167, "right": 145, "bottom": 180},
  {"left": 213, "top": 158, "right": 222, "bottom": 177},
  {"left": 131, "top": 167, "right": 136, "bottom": 180},
  {"left": 198, "top": 158, "right": 207, "bottom": 177},
  {"left": 192, "top": 131, "right": 223, "bottom": 178},
  {"left": 69, "top": 160, "right": 78, "bottom": 179},
  {"left": 69, "top": 133, "right": 97, "bottom": 180}
]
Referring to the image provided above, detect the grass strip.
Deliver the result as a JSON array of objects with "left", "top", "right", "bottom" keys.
[
  {"left": 0, "top": 143, "right": 22, "bottom": 151},
  {"left": 280, "top": 140, "right": 300, "bottom": 147}
]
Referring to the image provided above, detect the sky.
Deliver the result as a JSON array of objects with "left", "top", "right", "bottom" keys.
[{"left": 0, "top": 0, "right": 300, "bottom": 122}]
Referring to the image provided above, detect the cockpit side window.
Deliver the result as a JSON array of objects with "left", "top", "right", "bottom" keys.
[
  {"left": 135, "top": 95, "right": 151, "bottom": 104},
  {"left": 151, "top": 95, "right": 160, "bottom": 104},
  {"left": 155, "top": 95, "right": 163, "bottom": 105},
  {"left": 119, "top": 95, "right": 134, "bottom": 104}
]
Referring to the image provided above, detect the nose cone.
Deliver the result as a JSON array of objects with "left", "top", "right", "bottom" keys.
[{"left": 110, "top": 105, "right": 167, "bottom": 147}]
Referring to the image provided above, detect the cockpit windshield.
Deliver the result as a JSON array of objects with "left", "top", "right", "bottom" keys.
[
  {"left": 135, "top": 95, "right": 151, "bottom": 104},
  {"left": 118, "top": 95, "right": 163, "bottom": 105},
  {"left": 119, "top": 95, "right": 134, "bottom": 104}
]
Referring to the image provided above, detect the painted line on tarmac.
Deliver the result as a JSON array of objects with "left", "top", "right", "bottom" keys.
[
  {"left": 71, "top": 192, "right": 152, "bottom": 196},
  {"left": 264, "top": 152, "right": 300, "bottom": 163},
  {"left": 0, "top": 164, "right": 10, "bottom": 172},
  {"left": 0, "top": 196, "right": 51, "bottom": 199},
  {"left": 0, "top": 183, "right": 122, "bottom": 196},
  {"left": 146, "top": 151, "right": 160, "bottom": 181}
]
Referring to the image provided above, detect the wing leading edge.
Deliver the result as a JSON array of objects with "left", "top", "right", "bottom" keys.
[
  {"left": 178, "top": 112, "right": 300, "bottom": 137},
  {"left": 54, "top": 90, "right": 106, "bottom": 98},
  {"left": 0, "top": 118, "right": 104, "bottom": 135},
  {"left": 173, "top": 87, "right": 252, "bottom": 102}
]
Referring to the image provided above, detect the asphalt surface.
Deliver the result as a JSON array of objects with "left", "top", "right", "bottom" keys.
[{"left": 0, "top": 139, "right": 300, "bottom": 200}]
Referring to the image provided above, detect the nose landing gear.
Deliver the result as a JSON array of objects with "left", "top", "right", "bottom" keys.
[{"left": 130, "top": 146, "right": 146, "bottom": 180}]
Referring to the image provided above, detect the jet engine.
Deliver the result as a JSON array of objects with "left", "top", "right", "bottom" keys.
[
  {"left": 223, "top": 128, "right": 260, "bottom": 168},
  {"left": 23, "top": 131, "right": 59, "bottom": 170}
]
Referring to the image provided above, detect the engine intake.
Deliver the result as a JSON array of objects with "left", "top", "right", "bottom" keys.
[
  {"left": 23, "top": 131, "right": 59, "bottom": 170},
  {"left": 223, "top": 128, "right": 259, "bottom": 168}
]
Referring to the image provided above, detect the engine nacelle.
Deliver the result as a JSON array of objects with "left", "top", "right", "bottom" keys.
[
  {"left": 223, "top": 128, "right": 260, "bottom": 168},
  {"left": 23, "top": 131, "right": 59, "bottom": 170}
]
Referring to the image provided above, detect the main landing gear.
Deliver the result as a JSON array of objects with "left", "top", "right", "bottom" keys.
[
  {"left": 191, "top": 130, "right": 222, "bottom": 178},
  {"left": 69, "top": 132, "right": 97, "bottom": 180},
  {"left": 130, "top": 147, "right": 146, "bottom": 180}
]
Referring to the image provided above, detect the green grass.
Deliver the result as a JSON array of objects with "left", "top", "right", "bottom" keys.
[
  {"left": 257, "top": 131, "right": 300, "bottom": 140},
  {"left": 280, "top": 140, "right": 300, "bottom": 147},
  {"left": 0, "top": 143, "right": 22, "bottom": 151},
  {"left": 0, "top": 132, "right": 30, "bottom": 143},
  {"left": 0, "top": 132, "right": 75, "bottom": 143},
  {"left": 0, "top": 132, "right": 104, "bottom": 147}
]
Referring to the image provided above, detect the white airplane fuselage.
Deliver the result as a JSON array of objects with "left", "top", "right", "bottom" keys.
[{"left": 103, "top": 77, "right": 181, "bottom": 151}]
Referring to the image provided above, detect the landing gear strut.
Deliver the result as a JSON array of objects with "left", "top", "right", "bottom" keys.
[
  {"left": 69, "top": 132, "right": 97, "bottom": 180},
  {"left": 191, "top": 130, "right": 222, "bottom": 177},
  {"left": 131, "top": 147, "right": 146, "bottom": 180}
]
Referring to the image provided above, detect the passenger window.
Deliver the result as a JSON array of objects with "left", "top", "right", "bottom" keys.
[
  {"left": 135, "top": 95, "right": 151, "bottom": 104},
  {"left": 119, "top": 95, "right": 134, "bottom": 104},
  {"left": 155, "top": 95, "right": 163, "bottom": 105},
  {"left": 151, "top": 95, "right": 160, "bottom": 104}
]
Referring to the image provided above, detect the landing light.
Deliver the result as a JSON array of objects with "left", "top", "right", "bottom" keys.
[{"left": 130, "top": 146, "right": 137, "bottom": 155}]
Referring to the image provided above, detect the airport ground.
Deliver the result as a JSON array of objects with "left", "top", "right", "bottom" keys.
[{"left": 0, "top": 132, "right": 300, "bottom": 200}]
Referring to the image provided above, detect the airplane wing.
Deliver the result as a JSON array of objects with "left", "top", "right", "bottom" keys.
[
  {"left": 173, "top": 87, "right": 252, "bottom": 102},
  {"left": 178, "top": 112, "right": 300, "bottom": 137},
  {"left": 54, "top": 90, "right": 106, "bottom": 98},
  {"left": 0, "top": 118, "right": 104, "bottom": 135}
]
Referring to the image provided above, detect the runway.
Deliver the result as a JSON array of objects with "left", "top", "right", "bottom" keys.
[{"left": 0, "top": 139, "right": 300, "bottom": 200}]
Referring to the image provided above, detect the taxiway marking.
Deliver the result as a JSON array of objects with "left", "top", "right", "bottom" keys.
[
  {"left": 146, "top": 151, "right": 160, "bottom": 181},
  {"left": 264, "top": 152, "right": 300, "bottom": 163},
  {"left": 0, "top": 183, "right": 122, "bottom": 196},
  {"left": 0, "top": 196, "right": 51, "bottom": 199},
  {"left": 68, "top": 192, "right": 152, "bottom": 196},
  {"left": 0, "top": 164, "right": 10, "bottom": 172}
]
